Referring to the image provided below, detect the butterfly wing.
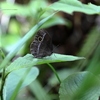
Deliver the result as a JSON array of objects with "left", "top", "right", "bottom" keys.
[{"left": 30, "top": 29, "right": 53, "bottom": 58}]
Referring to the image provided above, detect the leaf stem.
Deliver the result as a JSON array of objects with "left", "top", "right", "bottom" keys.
[{"left": 47, "top": 63, "right": 61, "bottom": 83}]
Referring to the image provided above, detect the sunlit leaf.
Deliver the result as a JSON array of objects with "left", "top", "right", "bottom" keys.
[
  {"left": 6, "top": 53, "right": 85, "bottom": 74},
  {"left": 49, "top": 0, "right": 100, "bottom": 14}
]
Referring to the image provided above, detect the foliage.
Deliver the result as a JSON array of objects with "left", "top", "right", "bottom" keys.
[{"left": 1, "top": 0, "right": 100, "bottom": 100}]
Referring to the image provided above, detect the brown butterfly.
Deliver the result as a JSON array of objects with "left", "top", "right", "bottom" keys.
[{"left": 30, "top": 29, "right": 53, "bottom": 58}]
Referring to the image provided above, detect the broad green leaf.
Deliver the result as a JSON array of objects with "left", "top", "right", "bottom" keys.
[
  {"left": 59, "top": 71, "right": 100, "bottom": 100},
  {"left": 3, "top": 67, "right": 39, "bottom": 100},
  {"left": 6, "top": 54, "right": 35, "bottom": 74},
  {"left": 6, "top": 53, "right": 85, "bottom": 74},
  {"left": 31, "top": 53, "right": 85, "bottom": 64},
  {"left": 49, "top": 0, "right": 100, "bottom": 15}
]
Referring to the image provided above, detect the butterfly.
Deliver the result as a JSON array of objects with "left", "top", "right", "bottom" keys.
[{"left": 30, "top": 29, "right": 53, "bottom": 58}]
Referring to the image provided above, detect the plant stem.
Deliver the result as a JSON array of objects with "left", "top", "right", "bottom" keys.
[{"left": 47, "top": 63, "right": 61, "bottom": 83}]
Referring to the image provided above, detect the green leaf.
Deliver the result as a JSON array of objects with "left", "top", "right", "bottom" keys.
[
  {"left": 6, "top": 54, "right": 35, "bottom": 74},
  {"left": 6, "top": 53, "right": 85, "bottom": 74},
  {"left": 49, "top": 0, "right": 100, "bottom": 15},
  {"left": 33, "top": 53, "right": 85, "bottom": 65},
  {"left": 3, "top": 67, "right": 39, "bottom": 100},
  {"left": 59, "top": 71, "right": 100, "bottom": 100}
]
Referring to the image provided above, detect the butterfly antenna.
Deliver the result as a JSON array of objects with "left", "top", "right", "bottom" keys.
[
  {"left": 53, "top": 44, "right": 61, "bottom": 58},
  {"left": 53, "top": 44, "right": 61, "bottom": 53}
]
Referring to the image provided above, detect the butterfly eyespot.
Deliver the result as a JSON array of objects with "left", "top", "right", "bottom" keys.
[{"left": 38, "top": 36, "right": 43, "bottom": 42}]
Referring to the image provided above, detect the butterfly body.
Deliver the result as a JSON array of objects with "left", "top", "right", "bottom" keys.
[{"left": 30, "top": 29, "right": 53, "bottom": 58}]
